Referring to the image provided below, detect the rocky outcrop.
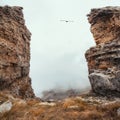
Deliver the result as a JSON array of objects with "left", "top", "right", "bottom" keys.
[
  {"left": 0, "top": 6, "right": 34, "bottom": 98},
  {"left": 85, "top": 7, "right": 120, "bottom": 97},
  {"left": 42, "top": 89, "right": 82, "bottom": 101}
]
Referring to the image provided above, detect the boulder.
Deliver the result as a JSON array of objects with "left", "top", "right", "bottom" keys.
[{"left": 0, "top": 101, "right": 12, "bottom": 113}]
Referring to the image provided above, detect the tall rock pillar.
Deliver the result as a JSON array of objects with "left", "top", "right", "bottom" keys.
[
  {"left": 85, "top": 7, "right": 120, "bottom": 97},
  {"left": 0, "top": 6, "right": 34, "bottom": 98}
]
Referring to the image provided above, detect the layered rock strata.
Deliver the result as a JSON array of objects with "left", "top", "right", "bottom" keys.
[
  {"left": 85, "top": 7, "right": 120, "bottom": 97},
  {"left": 0, "top": 6, "right": 34, "bottom": 98}
]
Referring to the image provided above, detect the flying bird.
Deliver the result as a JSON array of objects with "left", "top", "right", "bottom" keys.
[{"left": 60, "top": 20, "right": 74, "bottom": 23}]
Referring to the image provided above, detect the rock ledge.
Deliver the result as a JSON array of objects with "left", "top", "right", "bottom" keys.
[{"left": 86, "top": 6, "right": 120, "bottom": 97}]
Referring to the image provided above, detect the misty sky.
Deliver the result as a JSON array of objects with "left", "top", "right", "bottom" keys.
[{"left": 1, "top": 0, "right": 120, "bottom": 96}]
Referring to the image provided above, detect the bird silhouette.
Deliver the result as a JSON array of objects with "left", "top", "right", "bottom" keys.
[{"left": 60, "top": 20, "right": 74, "bottom": 23}]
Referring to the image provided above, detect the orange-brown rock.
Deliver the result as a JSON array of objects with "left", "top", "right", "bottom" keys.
[
  {"left": 0, "top": 6, "right": 35, "bottom": 98},
  {"left": 88, "top": 6, "right": 120, "bottom": 45},
  {"left": 85, "top": 7, "right": 120, "bottom": 97}
]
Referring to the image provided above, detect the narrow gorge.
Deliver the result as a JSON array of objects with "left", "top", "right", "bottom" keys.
[{"left": 0, "top": 6, "right": 120, "bottom": 120}]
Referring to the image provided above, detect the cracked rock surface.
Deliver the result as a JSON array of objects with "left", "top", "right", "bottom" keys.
[
  {"left": 0, "top": 6, "right": 34, "bottom": 98},
  {"left": 85, "top": 6, "right": 120, "bottom": 97}
]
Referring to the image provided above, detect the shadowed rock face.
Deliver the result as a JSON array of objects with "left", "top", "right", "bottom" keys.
[
  {"left": 85, "top": 7, "right": 120, "bottom": 97},
  {"left": 0, "top": 6, "right": 35, "bottom": 98}
]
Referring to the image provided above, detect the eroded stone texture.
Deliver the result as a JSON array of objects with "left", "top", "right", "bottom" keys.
[
  {"left": 85, "top": 7, "right": 120, "bottom": 97},
  {"left": 0, "top": 6, "right": 35, "bottom": 98},
  {"left": 88, "top": 6, "right": 120, "bottom": 45}
]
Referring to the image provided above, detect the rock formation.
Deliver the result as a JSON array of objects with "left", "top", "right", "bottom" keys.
[
  {"left": 85, "top": 6, "right": 120, "bottom": 97},
  {"left": 42, "top": 89, "right": 82, "bottom": 101},
  {"left": 0, "top": 6, "right": 34, "bottom": 98}
]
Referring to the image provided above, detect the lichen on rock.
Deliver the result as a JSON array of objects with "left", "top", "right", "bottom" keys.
[
  {"left": 85, "top": 6, "right": 120, "bottom": 97},
  {"left": 0, "top": 6, "right": 34, "bottom": 98}
]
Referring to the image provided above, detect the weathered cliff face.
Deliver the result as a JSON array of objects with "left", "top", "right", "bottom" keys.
[
  {"left": 0, "top": 6, "right": 34, "bottom": 98},
  {"left": 85, "top": 7, "right": 120, "bottom": 97}
]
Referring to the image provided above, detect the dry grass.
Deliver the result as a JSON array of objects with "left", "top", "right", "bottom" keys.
[{"left": 0, "top": 92, "right": 120, "bottom": 120}]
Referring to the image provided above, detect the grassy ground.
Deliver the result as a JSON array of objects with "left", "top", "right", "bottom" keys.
[{"left": 0, "top": 92, "right": 120, "bottom": 120}]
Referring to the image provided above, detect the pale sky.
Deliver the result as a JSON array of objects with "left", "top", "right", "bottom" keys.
[{"left": 1, "top": 0, "right": 120, "bottom": 96}]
